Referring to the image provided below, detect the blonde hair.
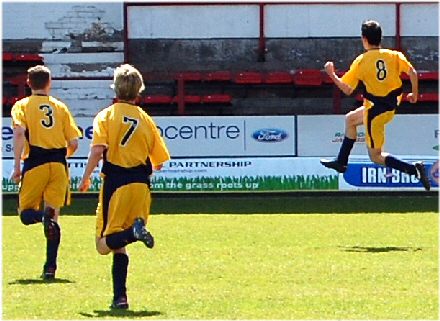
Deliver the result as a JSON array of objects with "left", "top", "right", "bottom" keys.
[
  {"left": 27, "top": 65, "right": 51, "bottom": 90},
  {"left": 112, "top": 64, "right": 145, "bottom": 100}
]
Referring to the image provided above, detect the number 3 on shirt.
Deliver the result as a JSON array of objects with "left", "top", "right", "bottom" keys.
[
  {"left": 39, "top": 105, "right": 54, "bottom": 128},
  {"left": 120, "top": 116, "right": 139, "bottom": 146},
  {"left": 376, "top": 60, "right": 387, "bottom": 81}
]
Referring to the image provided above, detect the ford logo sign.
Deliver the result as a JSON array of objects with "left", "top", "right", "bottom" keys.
[{"left": 252, "top": 128, "right": 288, "bottom": 142}]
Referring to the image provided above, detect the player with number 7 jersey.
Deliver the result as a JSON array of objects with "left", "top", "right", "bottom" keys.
[{"left": 79, "top": 64, "right": 170, "bottom": 310}]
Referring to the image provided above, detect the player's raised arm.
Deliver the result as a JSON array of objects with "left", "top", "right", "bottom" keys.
[{"left": 324, "top": 61, "right": 354, "bottom": 96}]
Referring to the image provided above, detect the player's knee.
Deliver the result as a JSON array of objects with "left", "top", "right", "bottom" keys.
[
  {"left": 345, "top": 112, "right": 357, "bottom": 126},
  {"left": 96, "top": 240, "right": 111, "bottom": 255},
  {"left": 20, "top": 209, "right": 42, "bottom": 225},
  {"left": 368, "top": 152, "right": 382, "bottom": 164}
]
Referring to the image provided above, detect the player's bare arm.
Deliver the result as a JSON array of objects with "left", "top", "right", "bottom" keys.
[
  {"left": 324, "top": 61, "right": 354, "bottom": 96},
  {"left": 12, "top": 126, "right": 25, "bottom": 183},
  {"left": 406, "top": 67, "right": 418, "bottom": 103},
  {"left": 66, "top": 139, "right": 79, "bottom": 158},
  {"left": 78, "top": 145, "right": 105, "bottom": 192}
]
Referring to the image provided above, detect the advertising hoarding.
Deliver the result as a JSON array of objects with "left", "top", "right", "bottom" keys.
[
  {"left": 2, "top": 157, "right": 337, "bottom": 193},
  {"left": 2, "top": 116, "right": 296, "bottom": 158},
  {"left": 297, "top": 114, "right": 438, "bottom": 157},
  {"left": 338, "top": 157, "right": 438, "bottom": 191}
]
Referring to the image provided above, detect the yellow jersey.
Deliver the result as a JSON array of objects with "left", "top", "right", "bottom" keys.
[
  {"left": 92, "top": 102, "right": 170, "bottom": 168},
  {"left": 11, "top": 95, "right": 82, "bottom": 159},
  {"left": 342, "top": 49, "right": 413, "bottom": 107}
]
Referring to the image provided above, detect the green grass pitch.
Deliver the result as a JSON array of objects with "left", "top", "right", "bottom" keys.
[{"left": 3, "top": 211, "right": 438, "bottom": 319}]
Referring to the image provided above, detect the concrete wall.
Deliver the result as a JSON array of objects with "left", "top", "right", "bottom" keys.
[
  {"left": 127, "top": 2, "right": 438, "bottom": 74},
  {"left": 129, "top": 37, "right": 437, "bottom": 75}
]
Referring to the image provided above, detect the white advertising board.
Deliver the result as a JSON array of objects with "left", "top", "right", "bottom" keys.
[
  {"left": 2, "top": 116, "right": 296, "bottom": 158},
  {"left": 2, "top": 157, "right": 337, "bottom": 193},
  {"left": 297, "top": 114, "right": 438, "bottom": 157},
  {"left": 127, "top": 5, "right": 259, "bottom": 39},
  {"left": 297, "top": 115, "right": 367, "bottom": 157},
  {"left": 265, "top": 4, "right": 395, "bottom": 38},
  {"left": 401, "top": 3, "right": 439, "bottom": 36},
  {"left": 3, "top": 157, "right": 437, "bottom": 193}
]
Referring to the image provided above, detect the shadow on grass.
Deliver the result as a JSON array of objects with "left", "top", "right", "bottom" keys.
[
  {"left": 8, "top": 278, "right": 75, "bottom": 285},
  {"left": 340, "top": 246, "right": 423, "bottom": 253},
  {"left": 79, "top": 309, "right": 162, "bottom": 318}
]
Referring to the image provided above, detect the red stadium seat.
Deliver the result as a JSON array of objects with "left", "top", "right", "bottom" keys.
[
  {"left": 322, "top": 71, "right": 345, "bottom": 84},
  {"left": 15, "top": 53, "right": 43, "bottom": 62},
  {"left": 419, "top": 71, "right": 438, "bottom": 81},
  {"left": 234, "top": 71, "right": 263, "bottom": 84},
  {"left": 3, "top": 52, "right": 14, "bottom": 61},
  {"left": 321, "top": 72, "right": 333, "bottom": 84},
  {"left": 8, "top": 97, "right": 19, "bottom": 105},
  {"left": 173, "top": 95, "right": 202, "bottom": 104},
  {"left": 293, "top": 69, "right": 322, "bottom": 86},
  {"left": 202, "top": 94, "right": 232, "bottom": 104},
  {"left": 418, "top": 92, "right": 439, "bottom": 102},
  {"left": 3, "top": 96, "right": 8, "bottom": 105},
  {"left": 176, "top": 72, "right": 202, "bottom": 81},
  {"left": 203, "top": 71, "right": 232, "bottom": 82},
  {"left": 144, "top": 95, "right": 173, "bottom": 104},
  {"left": 264, "top": 72, "right": 293, "bottom": 84},
  {"left": 401, "top": 71, "right": 438, "bottom": 81}
]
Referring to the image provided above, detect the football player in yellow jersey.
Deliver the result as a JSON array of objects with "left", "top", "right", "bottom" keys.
[
  {"left": 320, "top": 20, "right": 430, "bottom": 191},
  {"left": 11, "top": 65, "right": 82, "bottom": 279},
  {"left": 78, "top": 64, "right": 170, "bottom": 309}
]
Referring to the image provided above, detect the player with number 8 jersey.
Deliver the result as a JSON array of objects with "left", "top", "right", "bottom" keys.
[
  {"left": 79, "top": 64, "right": 170, "bottom": 310},
  {"left": 320, "top": 20, "right": 430, "bottom": 191}
]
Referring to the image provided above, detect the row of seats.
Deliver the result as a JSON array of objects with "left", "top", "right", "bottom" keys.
[
  {"left": 176, "top": 70, "right": 332, "bottom": 86},
  {"left": 2, "top": 96, "right": 22, "bottom": 106},
  {"left": 3, "top": 52, "right": 43, "bottom": 63},
  {"left": 355, "top": 92, "right": 438, "bottom": 103},
  {"left": 175, "top": 70, "right": 438, "bottom": 86},
  {"left": 112, "top": 94, "right": 232, "bottom": 105}
]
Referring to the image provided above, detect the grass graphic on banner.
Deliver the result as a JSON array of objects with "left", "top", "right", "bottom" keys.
[
  {"left": 150, "top": 175, "right": 338, "bottom": 191},
  {"left": 3, "top": 176, "right": 338, "bottom": 193}
]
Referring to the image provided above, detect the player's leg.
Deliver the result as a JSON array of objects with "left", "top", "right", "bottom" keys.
[
  {"left": 110, "top": 247, "right": 130, "bottom": 309},
  {"left": 320, "top": 106, "right": 364, "bottom": 172},
  {"left": 366, "top": 110, "right": 430, "bottom": 191},
  {"left": 18, "top": 165, "right": 50, "bottom": 225},
  {"left": 95, "top": 182, "right": 152, "bottom": 309},
  {"left": 109, "top": 183, "right": 152, "bottom": 310},
  {"left": 41, "top": 163, "right": 69, "bottom": 279},
  {"left": 96, "top": 183, "right": 154, "bottom": 255},
  {"left": 40, "top": 203, "right": 61, "bottom": 279}
]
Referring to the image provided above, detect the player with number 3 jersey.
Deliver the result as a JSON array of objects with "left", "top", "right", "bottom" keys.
[
  {"left": 79, "top": 64, "right": 170, "bottom": 309},
  {"left": 11, "top": 65, "right": 82, "bottom": 280},
  {"left": 320, "top": 20, "right": 430, "bottom": 191}
]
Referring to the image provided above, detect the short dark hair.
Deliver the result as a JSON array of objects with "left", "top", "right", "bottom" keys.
[
  {"left": 361, "top": 20, "right": 382, "bottom": 46},
  {"left": 27, "top": 65, "right": 51, "bottom": 90}
]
